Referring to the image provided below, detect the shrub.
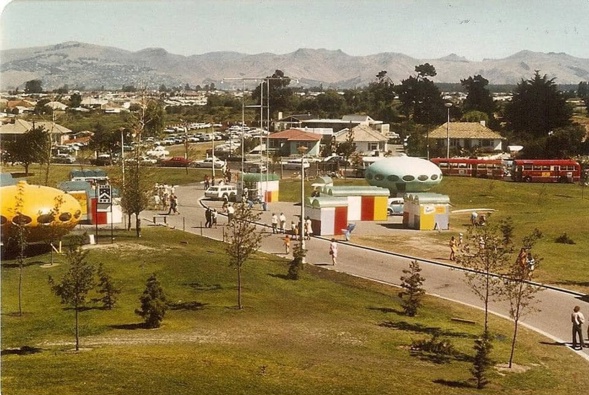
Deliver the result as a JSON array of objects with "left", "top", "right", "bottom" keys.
[
  {"left": 135, "top": 274, "right": 167, "bottom": 328},
  {"left": 555, "top": 233, "right": 575, "bottom": 244}
]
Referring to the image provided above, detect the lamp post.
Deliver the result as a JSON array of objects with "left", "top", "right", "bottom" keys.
[
  {"left": 298, "top": 145, "right": 308, "bottom": 263},
  {"left": 445, "top": 102, "right": 452, "bottom": 158}
]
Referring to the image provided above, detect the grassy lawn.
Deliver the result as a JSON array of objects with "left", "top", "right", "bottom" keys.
[
  {"left": 7, "top": 162, "right": 589, "bottom": 292},
  {"left": 2, "top": 228, "right": 589, "bottom": 394}
]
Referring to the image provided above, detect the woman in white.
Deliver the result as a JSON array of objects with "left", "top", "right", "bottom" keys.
[
  {"left": 329, "top": 238, "right": 338, "bottom": 265},
  {"left": 305, "top": 216, "right": 313, "bottom": 240}
]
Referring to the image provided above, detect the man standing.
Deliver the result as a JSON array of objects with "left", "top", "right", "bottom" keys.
[
  {"left": 204, "top": 207, "right": 212, "bottom": 228},
  {"left": 572, "top": 305, "right": 586, "bottom": 350},
  {"left": 271, "top": 213, "right": 278, "bottom": 234},
  {"left": 279, "top": 212, "right": 286, "bottom": 234},
  {"left": 227, "top": 204, "right": 235, "bottom": 224}
]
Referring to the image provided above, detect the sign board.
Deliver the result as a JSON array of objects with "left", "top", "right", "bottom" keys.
[{"left": 98, "top": 185, "right": 112, "bottom": 204}]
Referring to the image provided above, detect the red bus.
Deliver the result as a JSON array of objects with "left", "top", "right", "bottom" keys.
[
  {"left": 430, "top": 158, "right": 505, "bottom": 179},
  {"left": 511, "top": 159, "right": 581, "bottom": 183}
]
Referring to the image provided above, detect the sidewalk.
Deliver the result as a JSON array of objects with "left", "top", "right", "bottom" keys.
[{"left": 142, "top": 183, "right": 589, "bottom": 361}]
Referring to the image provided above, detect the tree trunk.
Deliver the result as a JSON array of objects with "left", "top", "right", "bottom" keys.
[
  {"left": 75, "top": 303, "right": 80, "bottom": 351},
  {"left": 237, "top": 265, "right": 242, "bottom": 309},
  {"left": 18, "top": 262, "right": 23, "bottom": 316},
  {"left": 509, "top": 316, "right": 519, "bottom": 368},
  {"left": 135, "top": 214, "right": 141, "bottom": 238}
]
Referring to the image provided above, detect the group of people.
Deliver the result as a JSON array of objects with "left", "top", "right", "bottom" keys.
[
  {"left": 203, "top": 169, "right": 233, "bottom": 190},
  {"left": 271, "top": 213, "right": 312, "bottom": 240},
  {"left": 151, "top": 183, "right": 178, "bottom": 211},
  {"left": 204, "top": 207, "right": 218, "bottom": 228}
]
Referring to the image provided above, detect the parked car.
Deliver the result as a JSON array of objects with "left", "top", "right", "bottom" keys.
[
  {"left": 193, "top": 157, "right": 226, "bottom": 169},
  {"left": 282, "top": 158, "right": 311, "bottom": 170},
  {"left": 204, "top": 185, "right": 238, "bottom": 201},
  {"left": 125, "top": 156, "right": 158, "bottom": 166},
  {"left": 146, "top": 146, "right": 169, "bottom": 158},
  {"left": 387, "top": 197, "right": 404, "bottom": 216},
  {"left": 51, "top": 154, "right": 76, "bottom": 164},
  {"left": 159, "top": 156, "right": 194, "bottom": 167}
]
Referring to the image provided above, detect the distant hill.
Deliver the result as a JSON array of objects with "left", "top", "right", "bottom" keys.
[{"left": 1, "top": 41, "right": 588, "bottom": 90}]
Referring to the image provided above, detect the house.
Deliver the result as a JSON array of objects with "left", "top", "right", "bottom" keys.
[
  {"left": 268, "top": 129, "right": 322, "bottom": 157},
  {"left": 333, "top": 125, "right": 389, "bottom": 156},
  {"left": 429, "top": 121, "right": 505, "bottom": 153},
  {"left": 0, "top": 119, "right": 72, "bottom": 145}
]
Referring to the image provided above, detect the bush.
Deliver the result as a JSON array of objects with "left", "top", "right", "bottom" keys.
[
  {"left": 135, "top": 274, "right": 167, "bottom": 328},
  {"left": 410, "top": 333, "right": 456, "bottom": 364},
  {"left": 555, "top": 233, "right": 575, "bottom": 244}
]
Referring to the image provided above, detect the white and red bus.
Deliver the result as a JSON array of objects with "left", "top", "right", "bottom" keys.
[
  {"left": 511, "top": 159, "right": 581, "bottom": 183},
  {"left": 430, "top": 158, "right": 505, "bottom": 180}
]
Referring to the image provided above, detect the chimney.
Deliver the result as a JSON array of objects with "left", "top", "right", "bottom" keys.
[{"left": 480, "top": 120, "right": 486, "bottom": 127}]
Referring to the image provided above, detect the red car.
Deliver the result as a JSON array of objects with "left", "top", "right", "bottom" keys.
[{"left": 159, "top": 156, "right": 194, "bottom": 167}]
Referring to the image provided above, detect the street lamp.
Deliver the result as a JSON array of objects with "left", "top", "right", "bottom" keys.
[
  {"left": 298, "top": 145, "right": 308, "bottom": 263},
  {"left": 445, "top": 102, "right": 452, "bottom": 158}
]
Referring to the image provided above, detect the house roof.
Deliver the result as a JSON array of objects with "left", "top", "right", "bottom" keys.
[
  {"left": 0, "top": 119, "right": 71, "bottom": 135},
  {"left": 342, "top": 114, "right": 374, "bottom": 122},
  {"left": 333, "top": 125, "right": 388, "bottom": 143},
  {"left": 268, "top": 129, "right": 322, "bottom": 142},
  {"left": 429, "top": 122, "right": 505, "bottom": 139}
]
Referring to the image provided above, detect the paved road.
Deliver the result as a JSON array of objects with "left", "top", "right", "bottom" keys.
[{"left": 144, "top": 183, "right": 589, "bottom": 361}]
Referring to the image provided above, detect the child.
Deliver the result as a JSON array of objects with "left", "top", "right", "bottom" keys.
[{"left": 283, "top": 235, "right": 291, "bottom": 255}]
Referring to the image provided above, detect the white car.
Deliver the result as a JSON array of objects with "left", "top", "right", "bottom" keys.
[
  {"left": 146, "top": 146, "right": 169, "bottom": 158},
  {"left": 282, "top": 158, "right": 311, "bottom": 170},
  {"left": 194, "top": 157, "right": 226, "bottom": 169},
  {"left": 204, "top": 185, "right": 237, "bottom": 201}
]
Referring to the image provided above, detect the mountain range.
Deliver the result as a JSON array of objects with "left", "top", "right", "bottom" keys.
[{"left": 1, "top": 41, "right": 588, "bottom": 91}]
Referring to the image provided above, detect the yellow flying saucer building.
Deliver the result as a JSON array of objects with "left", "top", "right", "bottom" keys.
[{"left": 1, "top": 181, "right": 82, "bottom": 244}]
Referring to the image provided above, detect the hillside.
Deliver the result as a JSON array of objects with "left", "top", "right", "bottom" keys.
[{"left": 1, "top": 41, "right": 588, "bottom": 90}]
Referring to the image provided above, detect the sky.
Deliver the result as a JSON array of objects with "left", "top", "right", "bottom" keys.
[{"left": 1, "top": 0, "right": 589, "bottom": 61}]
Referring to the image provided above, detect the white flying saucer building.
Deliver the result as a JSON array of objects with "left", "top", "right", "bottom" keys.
[{"left": 364, "top": 156, "right": 443, "bottom": 194}]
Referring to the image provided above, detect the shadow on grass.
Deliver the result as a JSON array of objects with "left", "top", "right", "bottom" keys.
[
  {"left": 368, "top": 306, "right": 405, "bottom": 315},
  {"left": 1, "top": 261, "right": 41, "bottom": 269},
  {"left": 109, "top": 323, "right": 147, "bottom": 330},
  {"left": 268, "top": 273, "right": 292, "bottom": 280},
  {"left": 379, "top": 320, "right": 476, "bottom": 339},
  {"left": 1, "top": 244, "right": 53, "bottom": 261},
  {"left": 433, "top": 379, "right": 473, "bottom": 388},
  {"left": 186, "top": 282, "right": 222, "bottom": 291},
  {"left": 540, "top": 341, "right": 570, "bottom": 347},
  {"left": 167, "top": 301, "right": 207, "bottom": 311},
  {"left": 1, "top": 346, "right": 43, "bottom": 356}
]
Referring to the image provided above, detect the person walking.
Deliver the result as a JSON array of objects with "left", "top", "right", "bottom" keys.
[
  {"left": 204, "top": 207, "right": 212, "bottom": 228},
  {"left": 305, "top": 216, "right": 313, "bottom": 240},
  {"left": 449, "top": 236, "right": 457, "bottom": 261},
  {"left": 329, "top": 238, "right": 338, "bottom": 265},
  {"left": 283, "top": 234, "right": 291, "bottom": 255},
  {"left": 167, "top": 194, "right": 178, "bottom": 215},
  {"left": 291, "top": 221, "right": 298, "bottom": 240},
  {"left": 279, "top": 213, "right": 286, "bottom": 234},
  {"left": 211, "top": 209, "right": 218, "bottom": 228},
  {"left": 571, "top": 305, "right": 586, "bottom": 350},
  {"left": 204, "top": 175, "right": 210, "bottom": 190},
  {"left": 271, "top": 213, "right": 278, "bottom": 234}
]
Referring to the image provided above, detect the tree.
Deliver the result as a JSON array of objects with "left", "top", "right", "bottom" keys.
[
  {"left": 504, "top": 71, "right": 572, "bottom": 138},
  {"left": 287, "top": 243, "right": 306, "bottom": 280},
  {"left": 4, "top": 126, "right": 50, "bottom": 175},
  {"left": 48, "top": 236, "right": 96, "bottom": 351},
  {"left": 96, "top": 263, "right": 121, "bottom": 310},
  {"left": 461, "top": 75, "right": 496, "bottom": 126},
  {"left": 143, "top": 99, "right": 166, "bottom": 137},
  {"left": 226, "top": 203, "right": 265, "bottom": 309},
  {"left": 135, "top": 273, "right": 167, "bottom": 328},
  {"left": 251, "top": 70, "right": 294, "bottom": 125},
  {"left": 336, "top": 126, "right": 357, "bottom": 171},
  {"left": 471, "top": 332, "right": 493, "bottom": 389},
  {"left": 458, "top": 223, "right": 511, "bottom": 334},
  {"left": 11, "top": 182, "right": 28, "bottom": 317},
  {"left": 504, "top": 229, "right": 543, "bottom": 368},
  {"left": 396, "top": 64, "right": 446, "bottom": 124},
  {"left": 69, "top": 93, "right": 82, "bottom": 108},
  {"left": 120, "top": 162, "right": 151, "bottom": 237},
  {"left": 24, "top": 79, "right": 43, "bottom": 94},
  {"left": 398, "top": 260, "right": 426, "bottom": 317}
]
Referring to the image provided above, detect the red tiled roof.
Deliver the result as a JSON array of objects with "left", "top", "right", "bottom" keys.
[{"left": 269, "top": 129, "right": 322, "bottom": 141}]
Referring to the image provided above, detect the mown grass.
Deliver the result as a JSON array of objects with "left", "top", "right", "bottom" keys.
[
  {"left": 2, "top": 228, "right": 589, "bottom": 394},
  {"left": 8, "top": 162, "right": 589, "bottom": 291}
]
